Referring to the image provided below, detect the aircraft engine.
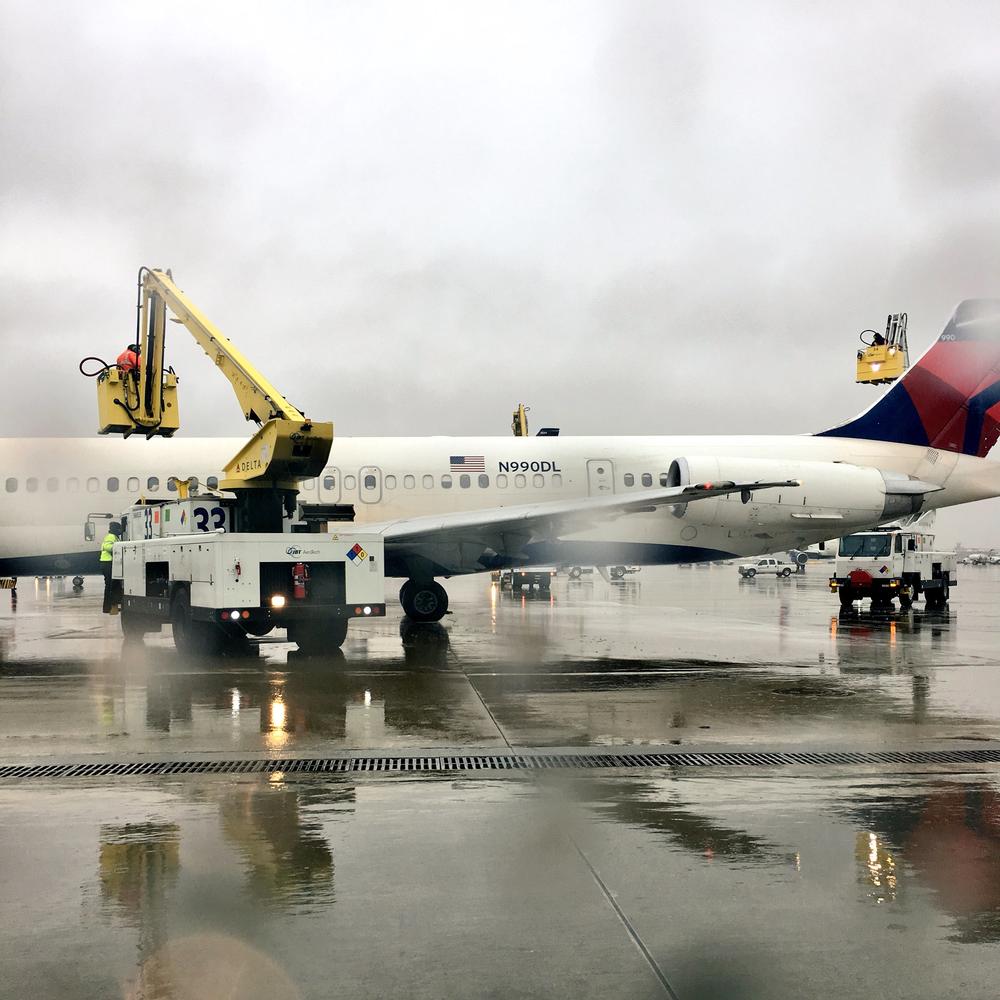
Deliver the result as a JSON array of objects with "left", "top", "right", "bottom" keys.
[{"left": 666, "top": 456, "right": 938, "bottom": 521}]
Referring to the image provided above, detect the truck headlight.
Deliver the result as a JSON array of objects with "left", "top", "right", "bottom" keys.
[{"left": 270, "top": 594, "right": 286, "bottom": 608}]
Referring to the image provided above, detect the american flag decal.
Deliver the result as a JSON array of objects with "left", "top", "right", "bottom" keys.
[{"left": 450, "top": 455, "right": 485, "bottom": 473}]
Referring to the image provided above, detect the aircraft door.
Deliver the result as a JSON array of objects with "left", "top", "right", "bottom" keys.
[
  {"left": 586, "top": 460, "right": 615, "bottom": 496},
  {"left": 359, "top": 466, "right": 382, "bottom": 504},
  {"left": 319, "top": 467, "right": 341, "bottom": 503}
]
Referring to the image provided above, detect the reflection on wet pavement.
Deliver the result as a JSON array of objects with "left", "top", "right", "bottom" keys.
[{"left": 4, "top": 566, "right": 1000, "bottom": 997}]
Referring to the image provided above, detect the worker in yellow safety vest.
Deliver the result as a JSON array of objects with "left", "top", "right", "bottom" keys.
[{"left": 100, "top": 522, "right": 122, "bottom": 613}]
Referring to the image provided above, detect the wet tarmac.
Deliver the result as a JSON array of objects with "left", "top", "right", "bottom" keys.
[{"left": 3, "top": 565, "right": 1000, "bottom": 998}]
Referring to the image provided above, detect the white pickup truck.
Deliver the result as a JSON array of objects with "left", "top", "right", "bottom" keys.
[
  {"left": 829, "top": 529, "right": 956, "bottom": 609},
  {"left": 738, "top": 557, "right": 793, "bottom": 578}
]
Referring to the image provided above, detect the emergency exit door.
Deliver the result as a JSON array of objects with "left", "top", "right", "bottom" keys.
[{"left": 586, "top": 460, "right": 615, "bottom": 496}]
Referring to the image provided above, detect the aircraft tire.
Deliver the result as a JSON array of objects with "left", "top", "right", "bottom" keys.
[
  {"left": 401, "top": 580, "right": 448, "bottom": 623},
  {"left": 838, "top": 587, "right": 855, "bottom": 608}
]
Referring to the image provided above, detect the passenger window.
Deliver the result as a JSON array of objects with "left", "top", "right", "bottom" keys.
[
  {"left": 907, "top": 539, "right": 917, "bottom": 551},
  {"left": 322, "top": 475, "right": 336, "bottom": 490},
  {"left": 478, "top": 474, "right": 489, "bottom": 488},
  {"left": 107, "top": 477, "right": 119, "bottom": 492},
  {"left": 87, "top": 477, "right": 99, "bottom": 493},
  {"left": 206, "top": 476, "right": 219, "bottom": 490},
  {"left": 641, "top": 473, "right": 652, "bottom": 487},
  {"left": 188, "top": 477, "right": 199, "bottom": 492},
  {"left": 515, "top": 474, "right": 526, "bottom": 488},
  {"left": 552, "top": 473, "right": 562, "bottom": 487},
  {"left": 385, "top": 475, "right": 397, "bottom": 490},
  {"left": 26, "top": 477, "right": 39, "bottom": 493},
  {"left": 344, "top": 475, "right": 357, "bottom": 491},
  {"left": 497, "top": 474, "right": 508, "bottom": 488},
  {"left": 403, "top": 475, "right": 415, "bottom": 490},
  {"left": 532, "top": 474, "right": 544, "bottom": 488},
  {"left": 46, "top": 477, "right": 59, "bottom": 492},
  {"left": 167, "top": 479, "right": 177, "bottom": 492},
  {"left": 624, "top": 473, "right": 635, "bottom": 487},
  {"left": 422, "top": 474, "right": 433, "bottom": 489},
  {"left": 659, "top": 473, "right": 669, "bottom": 486},
  {"left": 127, "top": 476, "right": 139, "bottom": 492},
  {"left": 147, "top": 476, "right": 159, "bottom": 492},
  {"left": 5, "top": 477, "right": 16, "bottom": 493},
  {"left": 460, "top": 474, "right": 470, "bottom": 488},
  {"left": 363, "top": 474, "right": 377, "bottom": 490},
  {"left": 67, "top": 477, "right": 80, "bottom": 492},
  {"left": 441, "top": 474, "right": 453, "bottom": 489}
]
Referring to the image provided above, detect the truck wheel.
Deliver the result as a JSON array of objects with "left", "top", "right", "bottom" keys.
[
  {"left": 170, "top": 589, "right": 224, "bottom": 656},
  {"left": 781, "top": 567, "right": 792, "bottom": 578},
  {"left": 170, "top": 589, "right": 196, "bottom": 654},
  {"left": 568, "top": 566, "right": 582, "bottom": 580},
  {"left": 401, "top": 580, "right": 448, "bottom": 623},
  {"left": 610, "top": 566, "right": 626, "bottom": 580},
  {"left": 838, "top": 588, "right": 855, "bottom": 608},
  {"left": 899, "top": 591, "right": 913, "bottom": 609},
  {"left": 293, "top": 618, "right": 348, "bottom": 654},
  {"left": 121, "top": 609, "right": 149, "bottom": 639},
  {"left": 746, "top": 569, "right": 756, "bottom": 578}
]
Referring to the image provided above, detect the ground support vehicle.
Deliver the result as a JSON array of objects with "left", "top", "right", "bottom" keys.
[
  {"left": 498, "top": 567, "right": 557, "bottom": 591},
  {"left": 738, "top": 557, "right": 793, "bottom": 578},
  {"left": 566, "top": 565, "right": 638, "bottom": 580},
  {"left": 829, "top": 529, "right": 956, "bottom": 609},
  {"left": 113, "top": 499, "right": 384, "bottom": 654}
]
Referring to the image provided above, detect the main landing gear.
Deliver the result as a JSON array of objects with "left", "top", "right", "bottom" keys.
[{"left": 399, "top": 579, "right": 449, "bottom": 623}]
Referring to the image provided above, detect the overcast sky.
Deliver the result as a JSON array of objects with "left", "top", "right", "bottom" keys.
[{"left": 2, "top": 1, "right": 999, "bottom": 544}]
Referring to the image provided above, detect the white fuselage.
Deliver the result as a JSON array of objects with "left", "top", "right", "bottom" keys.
[{"left": 1, "top": 434, "right": 998, "bottom": 576}]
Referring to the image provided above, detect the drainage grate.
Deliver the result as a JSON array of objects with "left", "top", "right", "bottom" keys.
[{"left": 2, "top": 747, "right": 1000, "bottom": 781}]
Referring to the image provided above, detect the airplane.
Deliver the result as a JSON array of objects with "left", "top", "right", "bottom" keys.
[{"left": 1, "top": 299, "right": 999, "bottom": 622}]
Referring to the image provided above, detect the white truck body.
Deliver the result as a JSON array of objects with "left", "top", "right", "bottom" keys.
[
  {"left": 111, "top": 497, "right": 386, "bottom": 652},
  {"left": 830, "top": 529, "right": 956, "bottom": 607}
]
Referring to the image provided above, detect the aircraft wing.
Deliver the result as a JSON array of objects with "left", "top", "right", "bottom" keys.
[{"left": 370, "top": 479, "right": 798, "bottom": 576}]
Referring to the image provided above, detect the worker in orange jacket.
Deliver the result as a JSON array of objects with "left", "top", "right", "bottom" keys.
[{"left": 116, "top": 344, "right": 140, "bottom": 374}]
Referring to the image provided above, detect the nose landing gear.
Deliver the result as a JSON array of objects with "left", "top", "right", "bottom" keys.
[{"left": 399, "top": 579, "right": 449, "bottom": 623}]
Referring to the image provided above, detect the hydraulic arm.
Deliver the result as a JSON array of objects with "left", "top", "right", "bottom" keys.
[{"left": 93, "top": 267, "right": 333, "bottom": 530}]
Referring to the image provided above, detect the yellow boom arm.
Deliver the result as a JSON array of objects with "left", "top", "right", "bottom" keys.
[{"left": 95, "top": 268, "right": 332, "bottom": 501}]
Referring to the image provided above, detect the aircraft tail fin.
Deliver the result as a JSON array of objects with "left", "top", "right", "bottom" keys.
[{"left": 816, "top": 300, "right": 1000, "bottom": 458}]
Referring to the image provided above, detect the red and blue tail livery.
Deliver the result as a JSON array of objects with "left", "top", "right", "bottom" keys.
[{"left": 818, "top": 300, "right": 1000, "bottom": 458}]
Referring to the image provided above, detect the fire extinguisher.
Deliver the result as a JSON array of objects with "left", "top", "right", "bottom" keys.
[{"left": 292, "top": 562, "right": 309, "bottom": 600}]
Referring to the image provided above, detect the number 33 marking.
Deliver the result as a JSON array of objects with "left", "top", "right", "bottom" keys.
[{"left": 193, "top": 506, "right": 226, "bottom": 531}]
